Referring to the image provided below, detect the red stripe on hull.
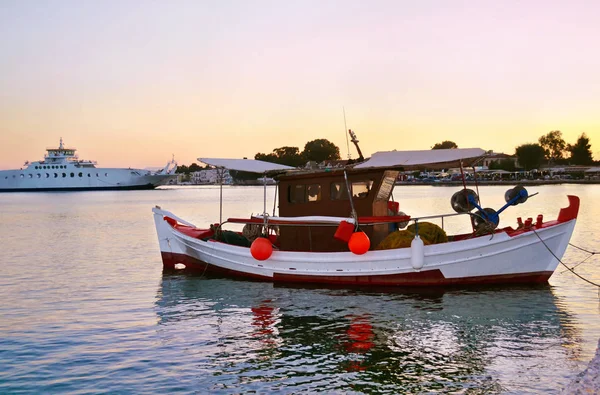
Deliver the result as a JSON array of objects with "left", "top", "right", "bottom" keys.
[{"left": 160, "top": 252, "right": 553, "bottom": 287}]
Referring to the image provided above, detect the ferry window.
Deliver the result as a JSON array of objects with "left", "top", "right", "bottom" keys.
[
  {"left": 307, "top": 184, "right": 321, "bottom": 202},
  {"left": 96, "top": 173, "right": 99, "bottom": 177},
  {"left": 104, "top": 173, "right": 108, "bottom": 177},
  {"left": 37, "top": 174, "right": 41, "bottom": 178},
  {"left": 35, "top": 166, "right": 38, "bottom": 169},
  {"left": 288, "top": 185, "right": 306, "bottom": 204},
  {"left": 62, "top": 173, "right": 66, "bottom": 178},
  {"left": 54, "top": 173, "right": 58, "bottom": 178},
  {"left": 46, "top": 173, "right": 49, "bottom": 178},
  {"left": 87, "top": 173, "right": 91, "bottom": 177},
  {"left": 352, "top": 181, "right": 373, "bottom": 199},
  {"left": 20, "top": 174, "right": 24, "bottom": 178},
  {"left": 28, "top": 174, "right": 33, "bottom": 178},
  {"left": 330, "top": 182, "right": 349, "bottom": 200},
  {"left": 70, "top": 173, "right": 74, "bottom": 177},
  {"left": 78, "top": 172, "right": 83, "bottom": 177}
]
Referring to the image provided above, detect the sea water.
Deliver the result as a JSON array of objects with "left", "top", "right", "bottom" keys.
[{"left": 1, "top": 185, "right": 600, "bottom": 394}]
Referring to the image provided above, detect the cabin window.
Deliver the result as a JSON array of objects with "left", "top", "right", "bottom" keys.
[
  {"left": 87, "top": 173, "right": 91, "bottom": 177},
  {"left": 352, "top": 181, "right": 373, "bottom": 199},
  {"left": 62, "top": 173, "right": 66, "bottom": 178},
  {"left": 96, "top": 173, "right": 99, "bottom": 177},
  {"left": 104, "top": 173, "right": 108, "bottom": 177},
  {"left": 70, "top": 173, "right": 74, "bottom": 177},
  {"left": 20, "top": 174, "right": 24, "bottom": 178},
  {"left": 54, "top": 173, "right": 58, "bottom": 178},
  {"left": 28, "top": 174, "right": 33, "bottom": 178},
  {"left": 330, "top": 182, "right": 349, "bottom": 200},
  {"left": 37, "top": 174, "right": 41, "bottom": 178},
  {"left": 288, "top": 185, "right": 306, "bottom": 203},
  {"left": 78, "top": 172, "right": 82, "bottom": 177},
  {"left": 307, "top": 184, "right": 321, "bottom": 202},
  {"left": 46, "top": 173, "right": 49, "bottom": 178}
]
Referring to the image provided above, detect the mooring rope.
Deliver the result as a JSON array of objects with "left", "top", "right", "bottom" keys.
[
  {"left": 531, "top": 228, "right": 600, "bottom": 289},
  {"left": 568, "top": 243, "right": 599, "bottom": 255},
  {"left": 559, "top": 243, "right": 599, "bottom": 274}
]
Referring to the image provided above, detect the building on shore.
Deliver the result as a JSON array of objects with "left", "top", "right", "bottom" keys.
[{"left": 190, "top": 169, "right": 233, "bottom": 185}]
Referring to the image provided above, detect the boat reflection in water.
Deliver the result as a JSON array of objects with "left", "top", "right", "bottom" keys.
[{"left": 154, "top": 276, "right": 581, "bottom": 393}]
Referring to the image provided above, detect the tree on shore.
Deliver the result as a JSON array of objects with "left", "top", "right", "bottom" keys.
[
  {"left": 538, "top": 131, "right": 566, "bottom": 164},
  {"left": 515, "top": 144, "right": 545, "bottom": 170},
  {"left": 431, "top": 141, "right": 458, "bottom": 150},
  {"left": 568, "top": 133, "right": 594, "bottom": 165},
  {"left": 303, "top": 139, "right": 340, "bottom": 162},
  {"left": 489, "top": 158, "right": 516, "bottom": 172},
  {"left": 176, "top": 163, "right": 204, "bottom": 174},
  {"left": 255, "top": 146, "right": 304, "bottom": 167},
  {"left": 255, "top": 139, "right": 340, "bottom": 166}
]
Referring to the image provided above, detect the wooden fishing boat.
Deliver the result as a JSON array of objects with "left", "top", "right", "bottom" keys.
[{"left": 152, "top": 147, "right": 579, "bottom": 287}]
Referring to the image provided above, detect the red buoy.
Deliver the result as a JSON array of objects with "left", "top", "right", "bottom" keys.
[
  {"left": 348, "top": 232, "right": 370, "bottom": 255},
  {"left": 250, "top": 237, "right": 273, "bottom": 260}
]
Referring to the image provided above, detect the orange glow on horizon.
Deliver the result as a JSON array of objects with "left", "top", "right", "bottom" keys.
[{"left": 1, "top": 1, "right": 599, "bottom": 169}]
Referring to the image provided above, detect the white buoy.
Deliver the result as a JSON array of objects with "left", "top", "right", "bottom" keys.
[{"left": 411, "top": 235, "right": 425, "bottom": 271}]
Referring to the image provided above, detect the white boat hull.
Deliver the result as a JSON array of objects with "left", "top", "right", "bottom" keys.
[{"left": 151, "top": 197, "right": 578, "bottom": 287}]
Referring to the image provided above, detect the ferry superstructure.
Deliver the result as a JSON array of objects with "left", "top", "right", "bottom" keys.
[{"left": 0, "top": 138, "right": 177, "bottom": 192}]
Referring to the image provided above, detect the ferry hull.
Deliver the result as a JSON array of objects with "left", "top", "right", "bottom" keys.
[
  {"left": 152, "top": 196, "right": 578, "bottom": 288},
  {"left": 0, "top": 183, "right": 158, "bottom": 192},
  {"left": 0, "top": 138, "right": 177, "bottom": 192},
  {"left": 0, "top": 170, "right": 174, "bottom": 192}
]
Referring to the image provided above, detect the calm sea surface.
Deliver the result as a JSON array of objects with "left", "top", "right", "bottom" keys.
[{"left": 1, "top": 184, "right": 600, "bottom": 394}]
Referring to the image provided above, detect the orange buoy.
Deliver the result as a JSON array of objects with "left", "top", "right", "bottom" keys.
[
  {"left": 250, "top": 237, "right": 273, "bottom": 260},
  {"left": 348, "top": 231, "right": 370, "bottom": 255}
]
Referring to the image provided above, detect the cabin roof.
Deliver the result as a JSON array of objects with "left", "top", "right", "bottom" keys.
[
  {"left": 354, "top": 148, "right": 486, "bottom": 170},
  {"left": 198, "top": 158, "right": 295, "bottom": 173}
]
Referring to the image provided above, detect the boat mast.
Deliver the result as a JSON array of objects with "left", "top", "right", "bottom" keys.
[{"left": 343, "top": 107, "right": 351, "bottom": 160}]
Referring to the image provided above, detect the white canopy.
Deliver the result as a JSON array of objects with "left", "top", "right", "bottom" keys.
[
  {"left": 354, "top": 148, "right": 486, "bottom": 169},
  {"left": 199, "top": 158, "right": 295, "bottom": 173}
]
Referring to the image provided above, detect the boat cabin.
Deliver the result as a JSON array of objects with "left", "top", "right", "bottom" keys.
[{"left": 277, "top": 168, "right": 399, "bottom": 252}]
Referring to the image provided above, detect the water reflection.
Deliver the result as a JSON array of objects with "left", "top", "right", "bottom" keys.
[{"left": 155, "top": 275, "right": 581, "bottom": 393}]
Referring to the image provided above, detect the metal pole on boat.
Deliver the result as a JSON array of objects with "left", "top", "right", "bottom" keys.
[
  {"left": 272, "top": 183, "right": 278, "bottom": 216},
  {"left": 343, "top": 170, "right": 358, "bottom": 227},
  {"left": 263, "top": 172, "right": 267, "bottom": 216},
  {"left": 219, "top": 167, "right": 223, "bottom": 224}
]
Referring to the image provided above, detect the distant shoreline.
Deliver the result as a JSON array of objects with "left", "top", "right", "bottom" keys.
[
  {"left": 395, "top": 179, "right": 600, "bottom": 186},
  {"left": 168, "top": 179, "right": 600, "bottom": 188}
]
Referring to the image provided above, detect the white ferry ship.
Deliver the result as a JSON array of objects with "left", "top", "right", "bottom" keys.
[{"left": 0, "top": 138, "right": 177, "bottom": 192}]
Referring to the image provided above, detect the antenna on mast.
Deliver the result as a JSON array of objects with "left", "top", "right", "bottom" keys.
[{"left": 343, "top": 107, "right": 351, "bottom": 160}]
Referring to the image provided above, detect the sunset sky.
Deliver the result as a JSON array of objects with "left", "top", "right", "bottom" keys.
[{"left": 1, "top": 0, "right": 599, "bottom": 169}]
